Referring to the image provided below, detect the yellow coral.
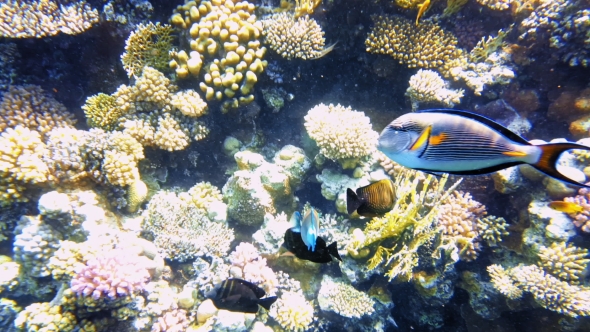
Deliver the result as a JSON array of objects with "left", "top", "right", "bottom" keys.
[
  {"left": 538, "top": 242, "right": 590, "bottom": 284},
  {"left": 0, "top": 85, "right": 76, "bottom": 139},
  {"left": 366, "top": 15, "right": 461, "bottom": 69},
  {"left": 127, "top": 177, "right": 148, "bottom": 213},
  {"left": 0, "top": 0, "right": 98, "bottom": 38},
  {"left": 14, "top": 302, "right": 78, "bottom": 331},
  {"left": 121, "top": 22, "right": 175, "bottom": 78},
  {"left": 102, "top": 150, "right": 139, "bottom": 187},
  {"left": 113, "top": 66, "right": 177, "bottom": 113},
  {"left": 318, "top": 276, "right": 375, "bottom": 318},
  {"left": 476, "top": 0, "right": 513, "bottom": 10},
  {"left": 82, "top": 93, "right": 126, "bottom": 131},
  {"left": 487, "top": 264, "right": 522, "bottom": 299},
  {"left": 183, "top": 181, "right": 223, "bottom": 211},
  {"left": 170, "top": 90, "right": 208, "bottom": 117},
  {"left": 304, "top": 103, "right": 378, "bottom": 169},
  {"left": 294, "top": 0, "right": 322, "bottom": 18},
  {"left": 170, "top": 0, "right": 267, "bottom": 113},
  {"left": 269, "top": 291, "right": 314, "bottom": 331}
]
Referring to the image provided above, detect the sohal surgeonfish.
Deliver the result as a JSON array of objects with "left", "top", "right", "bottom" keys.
[
  {"left": 282, "top": 228, "right": 342, "bottom": 263},
  {"left": 378, "top": 109, "right": 590, "bottom": 187},
  {"left": 347, "top": 179, "right": 396, "bottom": 217},
  {"left": 207, "top": 278, "right": 277, "bottom": 314},
  {"left": 290, "top": 207, "right": 320, "bottom": 251}
]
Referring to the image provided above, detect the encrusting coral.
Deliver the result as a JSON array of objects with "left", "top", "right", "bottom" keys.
[
  {"left": 304, "top": 103, "right": 379, "bottom": 169},
  {"left": 0, "top": 0, "right": 99, "bottom": 38},
  {"left": 121, "top": 22, "right": 175, "bottom": 78},
  {"left": 366, "top": 15, "right": 461, "bottom": 70},
  {"left": 406, "top": 69, "right": 464, "bottom": 110},
  {"left": 170, "top": 0, "right": 267, "bottom": 113},
  {"left": 262, "top": 12, "right": 330, "bottom": 60}
]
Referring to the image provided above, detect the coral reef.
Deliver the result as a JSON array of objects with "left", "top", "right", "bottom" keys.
[
  {"left": 0, "top": 0, "right": 99, "bottom": 38},
  {"left": 538, "top": 242, "right": 590, "bottom": 284},
  {"left": 121, "top": 22, "right": 175, "bottom": 78},
  {"left": 269, "top": 291, "right": 314, "bottom": 331},
  {"left": 304, "top": 103, "right": 378, "bottom": 169},
  {"left": 564, "top": 187, "right": 590, "bottom": 233},
  {"left": 317, "top": 275, "right": 375, "bottom": 318},
  {"left": 262, "top": 13, "right": 329, "bottom": 60},
  {"left": 406, "top": 69, "right": 464, "bottom": 110},
  {"left": 170, "top": 0, "right": 267, "bottom": 112},
  {"left": 228, "top": 242, "right": 278, "bottom": 294}
]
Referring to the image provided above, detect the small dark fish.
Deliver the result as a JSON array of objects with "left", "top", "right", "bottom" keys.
[
  {"left": 207, "top": 278, "right": 277, "bottom": 314},
  {"left": 347, "top": 179, "right": 396, "bottom": 217},
  {"left": 282, "top": 228, "right": 342, "bottom": 263},
  {"left": 378, "top": 109, "right": 590, "bottom": 187}
]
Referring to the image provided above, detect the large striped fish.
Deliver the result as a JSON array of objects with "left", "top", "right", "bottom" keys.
[{"left": 377, "top": 109, "right": 590, "bottom": 187}]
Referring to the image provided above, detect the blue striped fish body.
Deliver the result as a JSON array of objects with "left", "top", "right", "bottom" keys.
[{"left": 378, "top": 109, "right": 590, "bottom": 187}]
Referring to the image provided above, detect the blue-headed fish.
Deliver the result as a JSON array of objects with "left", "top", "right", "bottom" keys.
[
  {"left": 290, "top": 207, "right": 320, "bottom": 251},
  {"left": 347, "top": 179, "right": 396, "bottom": 217},
  {"left": 207, "top": 278, "right": 277, "bottom": 314},
  {"left": 377, "top": 109, "right": 590, "bottom": 187}
]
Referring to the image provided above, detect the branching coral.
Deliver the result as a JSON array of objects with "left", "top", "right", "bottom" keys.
[
  {"left": 121, "top": 22, "right": 175, "bottom": 78},
  {"left": 82, "top": 93, "right": 125, "bottom": 131},
  {"left": 487, "top": 264, "right": 523, "bottom": 300},
  {"left": 170, "top": 0, "right": 267, "bottom": 112},
  {"left": 304, "top": 103, "right": 378, "bottom": 169},
  {"left": 14, "top": 302, "right": 78, "bottom": 332},
  {"left": 143, "top": 191, "right": 234, "bottom": 262},
  {"left": 317, "top": 275, "right": 375, "bottom": 318},
  {"left": 229, "top": 242, "right": 278, "bottom": 294},
  {"left": 13, "top": 215, "right": 62, "bottom": 277},
  {"left": 269, "top": 291, "right": 314, "bottom": 331},
  {"left": 170, "top": 90, "right": 208, "bottom": 118},
  {"left": 182, "top": 181, "right": 224, "bottom": 212},
  {"left": 350, "top": 170, "right": 460, "bottom": 281},
  {"left": 0, "top": 0, "right": 99, "bottom": 38},
  {"left": 366, "top": 15, "right": 461, "bottom": 69},
  {"left": 538, "top": 242, "right": 590, "bottom": 284},
  {"left": 406, "top": 69, "right": 464, "bottom": 110},
  {"left": 262, "top": 13, "right": 330, "bottom": 60},
  {"left": 564, "top": 187, "right": 590, "bottom": 233},
  {"left": 477, "top": 216, "right": 509, "bottom": 247}
]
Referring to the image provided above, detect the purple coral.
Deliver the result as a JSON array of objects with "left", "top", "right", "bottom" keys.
[
  {"left": 70, "top": 249, "right": 150, "bottom": 300},
  {"left": 564, "top": 187, "right": 590, "bottom": 232}
]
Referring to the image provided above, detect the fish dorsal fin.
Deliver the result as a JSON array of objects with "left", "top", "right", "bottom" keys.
[
  {"left": 415, "top": 109, "right": 531, "bottom": 146},
  {"left": 290, "top": 211, "right": 302, "bottom": 231},
  {"left": 235, "top": 278, "right": 266, "bottom": 298}
]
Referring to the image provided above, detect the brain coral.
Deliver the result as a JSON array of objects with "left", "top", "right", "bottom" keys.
[
  {"left": 262, "top": 12, "right": 328, "bottom": 60},
  {"left": 365, "top": 15, "right": 461, "bottom": 69},
  {"left": 304, "top": 103, "right": 378, "bottom": 168}
]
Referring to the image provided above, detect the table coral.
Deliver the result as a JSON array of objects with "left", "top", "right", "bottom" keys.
[
  {"left": 406, "top": 69, "right": 464, "bottom": 110},
  {"left": 0, "top": 0, "right": 99, "bottom": 38},
  {"left": 262, "top": 12, "right": 330, "bottom": 60},
  {"left": 304, "top": 103, "right": 378, "bottom": 169},
  {"left": 366, "top": 15, "right": 461, "bottom": 70},
  {"left": 121, "top": 22, "right": 175, "bottom": 78},
  {"left": 0, "top": 85, "right": 76, "bottom": 139},
  {"left": 317, "top": 275, "right": 375, "bottom": 318},
  {"left": 269, "top": 291, "right": 314, "bottom": 332},
  {"left": 170, "top": 0, "right": 267, "bottom": 113},
  {"left": 538, "top": 242, "right": 590, "bottom": 284},
  {"left": 143, "top": 190, "right": 234, "bottom": 262}
]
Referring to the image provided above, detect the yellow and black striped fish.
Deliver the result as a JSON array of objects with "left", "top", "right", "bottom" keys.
[
  {"left": 346, "top": 179, "right": 396, "bottom": 217},
  {"left": 378, "top": 109, "right": 590, "bottom": 188}
]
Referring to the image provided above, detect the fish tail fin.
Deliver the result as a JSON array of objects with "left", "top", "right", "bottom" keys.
[
  {"left": 258, "top": 296, "right": 278, "bottom": 311},
  {"left": 346, "top": 188, "right": 362, "bottom": 215},
  {"left": 533, "top": 143, "right": 590, "bottom": 188},
  {"left": 328, "top": 242, "right": 342, "bottom": 261}
]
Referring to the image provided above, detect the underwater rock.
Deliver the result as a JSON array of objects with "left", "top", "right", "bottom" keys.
[
  {"left": 491, "top": 166, "right": 524, "bottom": 194},
  {"left": 524, "top": 200, "right": 576, "bottom": 255}
]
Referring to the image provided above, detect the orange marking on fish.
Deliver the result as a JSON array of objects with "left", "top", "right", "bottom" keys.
[
  {"left": 429, "top": 133, "right": 447, "bottom": 145},
  {"left": 409, "top": 125, "right": 432, "bottom": 151},
  {"left": 502, "top": 150, "right": 528, "bottom": 157}
]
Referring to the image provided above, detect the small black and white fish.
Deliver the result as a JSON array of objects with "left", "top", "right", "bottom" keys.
[
  {"left": 347, "top": 179, "right": 396, "bottom": 217},
  {"left": 378, "top": 109, "right": 590, "bottom": 187},
  {"left": 282, "top": 228, "right": 342, "bottom": 263},
  {"left": 207, "top": 278, "right": 277, "bottom": 314}
]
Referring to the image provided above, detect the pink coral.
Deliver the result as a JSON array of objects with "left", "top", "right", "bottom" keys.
[
  {"left": 564, "top": 187, "right": 590, "bottom": 232},
  {"left": 229, "top": 242, "right": 278, "bottom": 294},
  {"left": 70, "top": 249, "right": 150, "bottom": 300}
]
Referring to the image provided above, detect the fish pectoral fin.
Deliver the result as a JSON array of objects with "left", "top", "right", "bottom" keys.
[{"left": 409, "top": 125, "right": 432, "bottom": 151}]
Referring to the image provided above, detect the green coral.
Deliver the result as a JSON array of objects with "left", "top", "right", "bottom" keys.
[
  {"left": 121, "top": 22, "right": 174, "bottom": 78},
  {"left": 350, "top": 170, "right": 460, "bottom": 281},
  {"left": 82, "top": 93, "right": 126, "bottom": 131}
]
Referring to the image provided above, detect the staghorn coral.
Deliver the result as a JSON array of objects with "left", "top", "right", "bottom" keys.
[
  {"left": 350, "top": 170, "right": 460, "bottom": 281},
  {"left": 366, "top": 15, "right": 461, "bottom": 70},
  {"left": 511, "top": 264, "right": 590, "bottom": 317},
  {"left": 317, "top": 275, "right": 375, "bottom": 318},
  {"left": 538, "top": 242, "right": 590, "bottom": 284},
  {"left": 477, "top": 215, "right": 509, "bottom": 247},
  {"left": 304, "top": 103, "right": 378, "bottom": 169},
  {"left": 70, "top": 248, "right": 150, "bottom": 300},
  {"left": 406, "top": 69, "right": 464, "bottom": 110},
  {"left": 262, "top": 13, "right": 330, "bottom": 60},
  {"left": 0, "top": 85, "right": 76, "bottom": 139},
  {"left": 437, "top": 191, "right": 487, "bottom": 261},
  {"left": 269, "top": 291, "right": 314, "bottom": 331},
  {"left": 82, "top": 93, "right": 125, "bottom": 131},
  {"left": 170, "top": 0, "right": 267, "bottom": 113},
  {"left": 143, "top": 190, "right": 234, "bottom": 262},
  {"left": 0, "top": 0, "right": 99, "bottom": 38},
  {"left": 487, "top": 264, "right": 523, "bottom": 299},
  {"left": 121, "top": 22, "right": 175, "bottom": 78}
]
